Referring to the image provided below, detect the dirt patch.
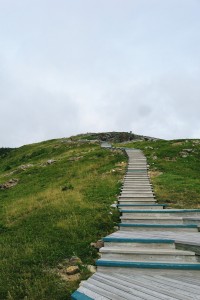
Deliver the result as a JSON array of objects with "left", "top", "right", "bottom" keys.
[
  {"left": 149, "top": 171, "right": 163, "bottom": 178},
  {"left": 172, "top": 142, "right": 184, "bottom": 146},
  {"left": 164, "top": 157, "right": 177, "bottom": 161},
  {"left": 68, "top": 156, "right": 83, "bottom": 162}
]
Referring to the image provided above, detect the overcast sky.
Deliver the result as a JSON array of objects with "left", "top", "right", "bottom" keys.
[{"left": 0, "top": 0, "right": 200, "bottom": 147}]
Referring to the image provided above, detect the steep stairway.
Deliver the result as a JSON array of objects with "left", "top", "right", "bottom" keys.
[{"left": 71, "top": 148, "right": 200, "bottom": 299}]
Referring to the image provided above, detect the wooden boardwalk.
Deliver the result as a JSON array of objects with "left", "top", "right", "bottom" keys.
[{"left": 72, "top": 149, "right": 200, "bottom": 299}]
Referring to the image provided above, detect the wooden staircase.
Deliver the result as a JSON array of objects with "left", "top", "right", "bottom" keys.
[{"left": 71, "top": 148, "right": 200, "bottom": 299}]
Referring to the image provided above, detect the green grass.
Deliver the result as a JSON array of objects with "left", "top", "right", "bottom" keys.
[
  {"left": 1, "top": 134, "right": 200, "bottom": 299},
  {"left": 0, "top": 139, "right": 126, "bottom": 299},
  {"left": 117, "top": 139, "right": 200, "bottom": 208}
]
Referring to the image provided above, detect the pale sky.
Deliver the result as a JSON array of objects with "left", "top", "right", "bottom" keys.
[{"left": 0, "top": 0, "right": 200, "bottom": 147}]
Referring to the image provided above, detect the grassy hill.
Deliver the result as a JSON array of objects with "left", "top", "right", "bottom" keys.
[
  {"left": 0, "top": 134, "right": 200, "bottom": 299},
  {"left": 0, "top": 137, "right": 126, "bottom": 299}
]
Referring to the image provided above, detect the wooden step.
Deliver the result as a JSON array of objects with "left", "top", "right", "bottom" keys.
[
  {"left": 85, "top": 273, "right": 200, "bottom": 300},
  {"left": 119, "top": 223, "right": 199, "bottom": 232},
  {"left": 124, "top": 173, "right": 149, "bottom": 175},
  {"left": 119, "top": 201, "right": 157, "bottom": 205},
  {"left": 123, "top": 178, "right": 150, "bottom": 180},
  {"left": 120, "top": 216, "right": 185, "bottom": 224},
  {"left": 103, "top": 237, "right": 176, "bottom": 249},
  {"left": 122, "top": 184, "right": 152, "bottom": 186},
  {"left": 80, "top": 280, "right": 126, "bottom": 300},
  {"left": 121, "top": 209, "right": 200, "bottom": 218},
  {"left": 122, "top": 182, "right": 152, "bottom": 185},
  {"left": 121, "top": 189, "right": 153, "bottom": 192},
  {"left": 127, "top": 165, "right": 148, "bottom": 167},
  {"left": 121, "top": 190, "right": 153, "bottom": 193},
  {"left": 122, "top": 183, "right": 152, "bottom": 186},
  {"left": 96, "top": 260, "right": 200, "bottom": 276},
  {"left": 120, "top": 193, "right": 154, "bottom": 198},
  {"left": 120, "top": 196, "right": 155, "bottom": 200},
  {"left": 123, "top": 178, "right": 149, "bottom": 180},
  {"left": 124, "top": 180, "right": 150, "bottom": 183},
  {"left": 121, "top": 189, "right": 153, "bottom": 191},
  {"left": 118, "top": 204, "right": 167, "bottom": 210},
  {"left": 118, "top": 195, "right": 155, "bottom": 200},
  {"left": 100, "top": 247, "right": 197, "bottom": 263},
  {"left": 80, "top": 278, "right": 124, "bottom": 300},
  {"left": 83, "top": 274, "right": 167, "bottom": 300}
]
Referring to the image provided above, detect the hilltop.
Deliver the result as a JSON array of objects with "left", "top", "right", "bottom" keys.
[
  {"left": 70, "top": 131, "right": 159, "bottom": 143},
  {"left": 0, "top": 133, "right": 199, "bottom": 299}
]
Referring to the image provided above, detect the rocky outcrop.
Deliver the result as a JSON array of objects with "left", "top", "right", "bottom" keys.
[{"left": 0, "top": 178, "right": 19, "bottom": 190}]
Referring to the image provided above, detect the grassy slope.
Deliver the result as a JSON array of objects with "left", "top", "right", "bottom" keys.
[
  {"left": 0, "top": 139, "right": 126, "bottom": 300},
  {"left": 1, "top": 136, "right": 200, "bottom": 299},
  {"left": 117, "top": 139, "right": 200, "bottom": 208}
]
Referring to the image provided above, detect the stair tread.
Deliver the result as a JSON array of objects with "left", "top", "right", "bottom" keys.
[
  {"left": 92, "top": 273, "right": 200, "bottom": 300},
  {"left": 96, "top": 259, "right": 200, "bottom": 268},
  {"left": 88, "top": 275, "right": 166, "bottom": 300},
  {"left": 81, "top": 281, "right": 128, "bottom": 300},
  {"left": 119, "top": 223, "right": 198, "bottom": 227},
  {"left": 103, "top": 237, "right": 175, "bottom": 243},
  {"left": 120, "top": 217, "right": 184, "bottom": 220},
  {"left": 100, "top": 247, "right": 195, "bottom": 255},
  {"left": 121, "top": 209, "right": 200, "bottom": 213}
]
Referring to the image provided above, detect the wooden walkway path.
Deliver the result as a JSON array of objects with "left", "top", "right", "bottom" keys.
[{"left": 72, "top": 148, "right": 200, "bottom": 299}]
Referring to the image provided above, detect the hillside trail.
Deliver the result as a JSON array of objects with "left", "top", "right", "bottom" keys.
[{"left": 72, "top": 147, "right": 200, "bottom": 300}]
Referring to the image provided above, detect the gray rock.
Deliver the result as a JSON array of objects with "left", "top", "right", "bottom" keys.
[
  {"left": 90, "top": 240, "right": 104, "bottom": 249},
  {"left": 180, "top": 151, "right": 189, "bottom": 158},
  {"left": 69, "top": 256, "right": 82, "bottom": 265},
  {"left": 47, "top": 159, "right": 56, "bottom": 165},
  {"left": 183, "top": 149, "right": 193, "bottom": 153},
  {"left": 87, "top": 265, "right": 96, "bottom": 273},
  {"left": 65, "top": 266, "right": 79, "bottom": 275}
]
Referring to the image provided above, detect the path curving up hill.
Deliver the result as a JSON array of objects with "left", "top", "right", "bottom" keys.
[{"left": 72, "top": 148, "right": 200, "bottom": 300}]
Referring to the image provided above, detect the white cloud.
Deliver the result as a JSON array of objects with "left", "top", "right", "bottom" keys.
[{"left": 0, "top": 0, "right": 200, "bottom": 146}]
